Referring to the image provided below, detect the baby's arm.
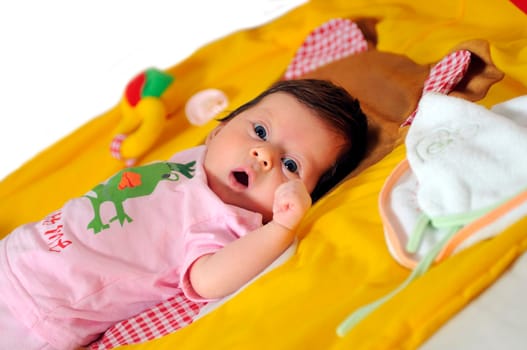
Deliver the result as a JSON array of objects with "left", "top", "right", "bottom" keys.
[{"left": 189, "top": 179, "right": 311, "bottom": 299}]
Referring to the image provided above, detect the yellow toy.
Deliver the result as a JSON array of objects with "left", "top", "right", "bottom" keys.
[
  {"left": 110, "top": 68, "right": 228, "bottom": 166},
  {"left": 110, "top": 68, "right": 174, "bottom": 166}
]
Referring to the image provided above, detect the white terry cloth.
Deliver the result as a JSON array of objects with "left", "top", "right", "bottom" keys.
[
  {"left": 337, "top": 93, "right": 527, "bottom": 336},
  {"left": 338, "top": 93, "right": 527, "bottom": 336},
  {"left": 383, "top": 93, "right": 527, "bottom": 267},
  {"left": 408, "top": 92, "right": 527, "bottom": 218}
]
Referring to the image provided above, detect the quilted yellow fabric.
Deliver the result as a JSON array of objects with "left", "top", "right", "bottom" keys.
[{"left": 1, "top": 0, "right": 526, "bottom": 349}]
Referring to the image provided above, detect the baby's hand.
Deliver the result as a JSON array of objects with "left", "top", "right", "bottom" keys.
[{"left": 272, "top": 180, "right": 312, "bottom": 231}]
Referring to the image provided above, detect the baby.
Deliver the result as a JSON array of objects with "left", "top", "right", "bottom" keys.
[{"left": 0, "top": 79, "right": 368, "bottom": 349}]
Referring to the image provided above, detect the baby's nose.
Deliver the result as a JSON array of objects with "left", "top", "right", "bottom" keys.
[{"left": 251, "top": 147, "right": 273, "bottom": 170}]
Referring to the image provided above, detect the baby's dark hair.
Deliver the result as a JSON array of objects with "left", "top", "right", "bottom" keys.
[{"left": 220, "top": 79, "right": 368, "bottom": 202}]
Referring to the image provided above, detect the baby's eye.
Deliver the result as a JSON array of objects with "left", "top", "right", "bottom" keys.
[
  {"left": 282, "top": 158, "right": 298, "bottom": 173},
  {"left": 254, "top": 124, "right": 267, "bottom": 140}
]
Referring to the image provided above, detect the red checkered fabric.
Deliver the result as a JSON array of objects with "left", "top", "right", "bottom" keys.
[
  {"left": 109, "top": 134, "right": 126, "bottom": 161},
  {"left": 401, "top": 50, "right": 471, "bottom": 126},
  {"left": 110, "top": 134, "right": 137, "bottom": 166},
  {"left": 283, "top": 18, "right": 368, "bottom": 79},
  {"left": 89, "top": 290, "right": 206, "bottom": 350}
]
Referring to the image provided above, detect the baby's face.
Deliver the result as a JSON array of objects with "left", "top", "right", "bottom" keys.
[{"left": 204, "top": 92, "right": 345, "bottom": 222}]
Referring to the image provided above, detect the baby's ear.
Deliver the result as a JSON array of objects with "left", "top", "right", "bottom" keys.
[{"left": 205, "top": 124, "right": 225, "bottom": 145}]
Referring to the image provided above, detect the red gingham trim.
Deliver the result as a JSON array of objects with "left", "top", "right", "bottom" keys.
[
  {"left": 90, "top": 290, "right": 206, "bottom": 350},
  {"left": 401, "top": 50, "right": 471, "bottom": 126},
  {"left": 110, "top": 134, "right": 126, "bottom": 161},
  {"left": 110, "top": 134, "right": 137, "bottom": 166},
  {"left": 283, "top": 18, "right": 368, "bottom": 79},
  {"left": 422, "top": 50, "right": 472, "bottom": 94}
]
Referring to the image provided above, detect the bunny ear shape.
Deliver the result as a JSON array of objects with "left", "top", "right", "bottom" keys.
[
  {"left": 402, "top": 50, "right": 472, "bottom": 126},
  {"left": 448, "top": 39, "right": 505, "bottom": 101},
  {"left": 282, "top": 18, "right": 368, "bottom": 80},
  {"left": 402, "top": 40, "right": 504, "bottom": 126}
]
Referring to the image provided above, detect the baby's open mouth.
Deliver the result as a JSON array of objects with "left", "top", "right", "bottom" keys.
[{"left": 232, "top": 170, "right": 249, "bottom": 187}]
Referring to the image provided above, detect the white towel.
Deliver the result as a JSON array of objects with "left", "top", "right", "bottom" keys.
[
  {"left": 338, "top": 94, "right": 527, "bottom": 336},
  {"left": 407, "top": 92, "right": 527, "bottom": 218},
  {"left": 383, "top": 93, "right": 527, "bottom": 266}
]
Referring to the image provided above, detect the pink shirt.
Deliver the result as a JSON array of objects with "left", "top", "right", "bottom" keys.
[{"left": 0, "top": 145, "right": 262, "bottom": 349}]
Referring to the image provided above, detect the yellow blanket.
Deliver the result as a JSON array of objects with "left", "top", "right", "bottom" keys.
[{"left": 1, "top": 0, "right": 527, "bottom": 349}]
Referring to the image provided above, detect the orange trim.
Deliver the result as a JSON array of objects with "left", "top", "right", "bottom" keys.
[
  {"left": 379, "top": 158, "right": 527, "bottom": 269},
  {"left": 438, "top": 189, "right": 527, "bottom": 259},
  {"left": 378, "top": 159, "right": 418, "bottom": 269}
]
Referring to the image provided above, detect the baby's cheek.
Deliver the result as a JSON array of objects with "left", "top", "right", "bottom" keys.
[
  {"left": 260, "top": 183, "right": 281, "bottom": 222},
  {"left": 244, "top": 187, "right": 272, "bottom": 223}
]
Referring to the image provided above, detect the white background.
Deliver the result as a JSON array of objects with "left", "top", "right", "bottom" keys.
[{"left": 0, "top": 0, "right": 306, "bottom": 180}]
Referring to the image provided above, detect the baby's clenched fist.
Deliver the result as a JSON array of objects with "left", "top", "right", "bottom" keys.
[{"left": 272, "top": 180, "right": 312, "bottom": 231}]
